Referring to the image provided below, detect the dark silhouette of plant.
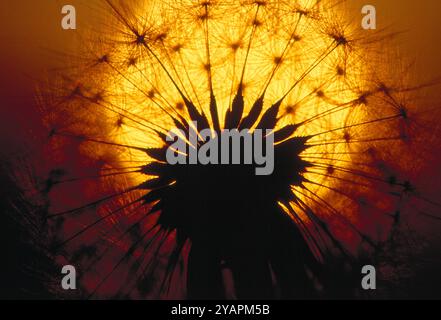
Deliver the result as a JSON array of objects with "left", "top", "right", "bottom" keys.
[{"left": 29, "top": 0, "right": 441, "bottom": 299}]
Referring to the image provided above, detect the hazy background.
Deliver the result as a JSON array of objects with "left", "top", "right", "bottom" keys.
[{"left": 350, "top": 0, "right": 441, "bottom": 86}]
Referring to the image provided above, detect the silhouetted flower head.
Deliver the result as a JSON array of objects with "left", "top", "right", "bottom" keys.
[{"left": 33, "top": 0, "right": 441, "bottom": 299}]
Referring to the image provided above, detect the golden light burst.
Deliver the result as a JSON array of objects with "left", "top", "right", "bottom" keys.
[{"left": 79, "top": 0, "right": 378, "bottom": 201}]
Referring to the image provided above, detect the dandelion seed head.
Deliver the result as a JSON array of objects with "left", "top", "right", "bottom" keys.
[{"left": 35, "top": 0, "right": 439, "bottom": 299}]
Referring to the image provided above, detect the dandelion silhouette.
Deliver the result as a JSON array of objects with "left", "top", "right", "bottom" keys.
[{"left": 37, "top": 0, "right": 441, "bottom": 299}]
